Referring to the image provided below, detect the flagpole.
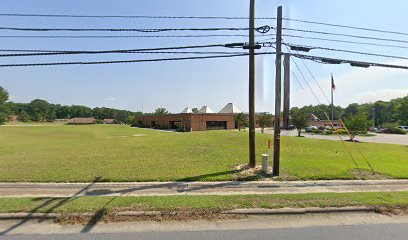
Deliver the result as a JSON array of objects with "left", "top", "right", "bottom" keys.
[{"left": 331, "top": 73, "right": 334, "bottom": 121}]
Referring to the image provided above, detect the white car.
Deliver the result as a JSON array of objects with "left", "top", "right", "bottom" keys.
[{"left": 397, "top": 126, "right": 408, "bottom": 132}]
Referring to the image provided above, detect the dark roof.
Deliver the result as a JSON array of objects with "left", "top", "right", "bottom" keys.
[{"left": 68, "top": 118, "right": 95, "bottom": 124}]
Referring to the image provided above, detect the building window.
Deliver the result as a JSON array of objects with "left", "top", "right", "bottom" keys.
[
  {"left": 206, "top": 121, "right": 227, "bottom": 130},
  {"left": 170, "top": 121, "right": 182, "bottom": 129}
]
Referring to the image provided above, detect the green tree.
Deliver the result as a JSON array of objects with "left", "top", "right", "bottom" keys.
[
  {"left": 192, "top": 108, "right": 199, "bottom": 113},
  {"left": 18, "top": 110, "right": 30, "bottom": 122},
  {"left": 28, "top": 99, "right": 55, "bottom": 122},
  {"left": 394, "top": 95, "right": 408, "bottom": 125},
  {"left": 0, "top": 86, "right": 9, "bottom": 125},
  {"left": 154, "top": 107, "right": 169, "bottom": 115},
  {"left": 234, "top": 113, "right": 248, "bottom": 131},
  {"left": 256, "top": 114, "right": 273, "bottom": 133},
  {"left": 290, "top": 108, "right": 310, "bottom": 137},
  {"left": 343, "top": 113, "right": 370, "bottom": 140}
]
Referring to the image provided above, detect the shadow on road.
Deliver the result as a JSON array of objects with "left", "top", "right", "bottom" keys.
[{"left": 0, "top": 176, "right": 103, "bottom": 235}]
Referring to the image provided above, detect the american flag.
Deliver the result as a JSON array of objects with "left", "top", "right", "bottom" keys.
[{"left": 331, "top": 74, "right": 336, "bottom": 91}]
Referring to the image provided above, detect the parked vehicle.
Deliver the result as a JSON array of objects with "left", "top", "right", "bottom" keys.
[
  {"left": 368, "top": 127, "right": 379, "bottom": 132},
  {"left": 305, "top": 126, "right": 318, "bottom": 132},
  {"left": 397, "top": 126, "right": 408, "bottom": 132}
]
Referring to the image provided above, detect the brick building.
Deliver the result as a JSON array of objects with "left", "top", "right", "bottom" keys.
[
  {"left": 136, "top": 103, "right": 241, "bottom": 131},
  {"left": 137, "top": 113, "right": 236, "bottom": 131}
]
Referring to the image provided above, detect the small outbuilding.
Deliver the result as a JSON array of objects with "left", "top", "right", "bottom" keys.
[
  {"left": 103, "top": 119, "right": 116, "bottom": 124},
  {"left": 68, "top": 118, "right": 96, "bottom": 125}
]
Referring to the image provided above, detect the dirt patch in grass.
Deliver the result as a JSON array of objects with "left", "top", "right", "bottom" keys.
[
  {"left": 348, "top": 169, "right": 392, "bottom": 180},
  {"left": 59, "top": 209, "right": 244, "bottom": 224}
]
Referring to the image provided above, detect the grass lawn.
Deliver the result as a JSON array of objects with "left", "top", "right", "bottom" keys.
[
  {"left": 0, "top": 192, "right": 407, "bottom": 214},
  {"left": 0, "top": 125, "right": 407, "bottom": 182}
]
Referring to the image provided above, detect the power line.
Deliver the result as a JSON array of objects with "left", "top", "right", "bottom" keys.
[
  {"left": 0, "top": 34, "right": 274, "bottom": 38},
  {"left": 291, "top": 71, "right": 304, "bottom": 90},
  {"left": 291, "top": 55, "right": 322, "bottom": 105},
  {"left": 0, "top": 51, "right": 254, "bottom": 57},
  {"left": 0, "top": 25, "right": 272, "bottom": 32},
  {"left": 0, "top": 13, "right": 276, "bottom": 20},
  {"left": 294, "top": 50, "right": 330, "bottom": 104},
  {"left": 279, "top": 33, "right": 328, "bottom": 105},
  {"left": 291, "top": 53, "right": 408, "bottom": 70},
  {"left": 0, "top": 44, "right": 227, "bottom": 54},
  {"left": 284, "top": 43, "right": 408, "bottom": 60},
  {"left": 283, "top": 34, "right": 408, "bottom": 50},
  {"left": 283, "top": 27, "right": 408, "bottom": 45},
  {"left": 283, "top": 17, "right": 408, "bottom": 37},
  {"left": 0, "top": 52, "right": 275, "bottom": 68}
]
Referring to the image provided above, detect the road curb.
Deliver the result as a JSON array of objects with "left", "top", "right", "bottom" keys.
[
  {"left": 0, "top": 207, "right": 376, "bottom": 220},
  {"left": 222, "top": 206, "right": 376, "bottom": 215}
]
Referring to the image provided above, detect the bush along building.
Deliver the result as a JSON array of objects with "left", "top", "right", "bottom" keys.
[{"left": 136, "top": 103, "right": 242, "bottom": 131}]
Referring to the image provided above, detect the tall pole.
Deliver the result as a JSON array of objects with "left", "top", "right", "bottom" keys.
[
  {"left": 273, "top": 6, "right": 282, "bottom": 176},
  {"left": 331, "top": 73, "right": 334, "bottom": 121},
  {"left": 283, "top": 54, "right": 290, "bottom": 129},
  {"left": 248, "top": 0, "right": 256, "bottom": 168}
]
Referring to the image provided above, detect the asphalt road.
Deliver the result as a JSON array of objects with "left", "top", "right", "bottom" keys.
[{"left": 2, "top": 223, "right": 408, "bottom": 240}]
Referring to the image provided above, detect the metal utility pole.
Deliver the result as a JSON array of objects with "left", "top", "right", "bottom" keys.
[
  {"left": 283, "top": 54, "right": 290, "bottom": 129},
  {"left": 273, "top": 6, "right": 283, "bottom": 176},
  {"left": 248, "top": 0, "right": 256, "bottom": 168}
]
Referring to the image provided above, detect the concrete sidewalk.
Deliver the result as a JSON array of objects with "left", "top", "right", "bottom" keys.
[{"left": 0, "top": 180, "right": 407, "bottom": 197}]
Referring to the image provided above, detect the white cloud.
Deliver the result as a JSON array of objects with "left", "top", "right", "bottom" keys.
[{"left": 104, "top": 97, "right": 115, "bottom": 101}]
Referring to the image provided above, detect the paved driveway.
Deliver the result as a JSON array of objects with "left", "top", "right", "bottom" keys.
[{"left": 258, "top": 129, "right": 408, "bottom": 145}]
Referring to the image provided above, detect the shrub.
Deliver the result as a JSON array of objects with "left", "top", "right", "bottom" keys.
[
  {"left": 324, "top": 129, "right": 333, "bottom": 135},
  {"left": 382, "top": 122, "right": 398, "bottom": 129},
  {"left": 311, "top": 129, "right": 323, "bottom": 134},
  {"left": 335, "top": 128, "right": 349, "bottom": 135},
  {"left": 389, "top": 127, "right": 407, "bottom": 135}
]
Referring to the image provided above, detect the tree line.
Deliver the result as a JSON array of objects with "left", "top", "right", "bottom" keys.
[
  {"left": 0, "top": 86, "right": 142, "bottom": 124},
  {"left": 292, "top": 95, "right": 408, "bottom": 127}
]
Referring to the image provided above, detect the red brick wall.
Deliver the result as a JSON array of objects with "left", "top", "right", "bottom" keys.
[{"left": 136, "top": 113, "right": 235, "bottom": 131}]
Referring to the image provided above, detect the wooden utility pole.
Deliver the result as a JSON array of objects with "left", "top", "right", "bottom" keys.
[
  {"left": 273, "top": 6, "right": 283, "bottom": 176},
  {"left": 248, "top": 0, "right": 256, "bottom": 168},
  {"left": 283, "top": 54, "right": 290, "bottom": 129}
]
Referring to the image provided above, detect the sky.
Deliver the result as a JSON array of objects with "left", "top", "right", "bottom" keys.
[{"left": 0, "top": 0, "right": 407, "bottom": 113}]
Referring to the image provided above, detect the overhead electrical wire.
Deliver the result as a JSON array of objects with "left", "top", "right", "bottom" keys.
[
  {"left": 0, "top": 52, "right": 275, "bottom": 68},
  {"left": 293, "top": 49, "right": 331, "bottom": 104},
  {"left": 291, "top": 71, "right": 304, "bottom": 90},
  {"left": 0, "top": 13, "right": 276, "bottom": 20},
  {"left": 290, "top": 53, "right": 408, "bottom": 70},
  {"left": 283, "top": 17, "right": 408, "bottom": 37},
  {"left": 282, "top": 34, "right": 408, "bottom": 50},
  {"left": 284, "top": 43, "right": 408, "bottom": 61},
  {"left": 0, "top": 25, "right": 272, "bottom": 32},
  {"left": 0, "top": 51, "right": 254, "bottom": 57},
  {"left": 0, "top": 44, "right": 228, "bottom": 53},
  {"left": 283, "top": 27, "right": 408, "bottom": 45},
  {"left": 0, "top": 34, "right": 275, "bottom": 38}
]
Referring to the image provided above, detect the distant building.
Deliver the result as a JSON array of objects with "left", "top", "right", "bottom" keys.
[
  {"left": 68, "top": 118, "right": 96, "bottom": 125},
  {"left": 103, "top": 119, "right": 115, "bottom": 124},
  {"left": 308, "top": 113, "right": 340, "bottom": 127},
  {"left": 135, "top": 103, "right": 242, "bottom": 131}
]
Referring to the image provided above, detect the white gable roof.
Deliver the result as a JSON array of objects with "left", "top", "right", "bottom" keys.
[
  {"left": 181, "top": 107, "right": 192, "bottom": 113},
  {"left": 198, "top": 106, "right": 214, "bottom": 113},
  {"left": 218, "top": 103, "right": 242, "bottom": 114}
]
